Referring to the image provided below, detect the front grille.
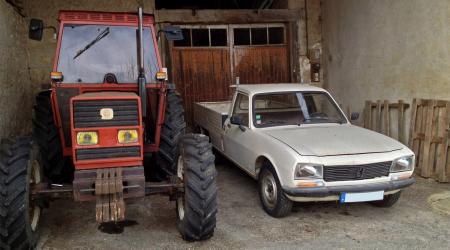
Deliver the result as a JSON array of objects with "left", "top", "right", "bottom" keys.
[
  {"left": 323, "top": 161, "right": 391, "bottom": 182},
  {"left": 73, "top": 100, "right": 139, "bottom": 128},
  {"left": 76, "top": 146, "right": 140, "bottom": 161}
]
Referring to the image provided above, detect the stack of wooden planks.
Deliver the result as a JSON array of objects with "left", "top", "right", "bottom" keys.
[
  {"left": 363, "top": 100, "right": 409, "bottom": 144},
  {"left": 409, "top": 99, "right": 450, "bottom": 182}
]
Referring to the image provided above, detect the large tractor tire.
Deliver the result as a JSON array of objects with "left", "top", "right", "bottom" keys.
[
  {"left": 154, "top": 89, "right": 186, "bottom": 180},
  {"left": 176, "top": 134, "right": 217, "bottom": 241},
  {"left": 0, "top": 138, "right": 43, "bottom": 249},
  {"left": 32, "top": 91, "right": 66, "bottom": 182}
]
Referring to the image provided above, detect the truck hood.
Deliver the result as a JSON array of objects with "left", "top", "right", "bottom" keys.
[{"left": 263, "top": 125, "right": 403, "bottom": 157}]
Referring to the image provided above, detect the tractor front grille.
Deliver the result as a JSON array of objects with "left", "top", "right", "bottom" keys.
[
  {"left": 76, "top": 146, "right": 140, "bottom": 161},
  {"left": 323, "top": 161, "right": 392, "bottom": 182},
  {"left": 73, "top": 100, "right": 139, "bottom": 128}
]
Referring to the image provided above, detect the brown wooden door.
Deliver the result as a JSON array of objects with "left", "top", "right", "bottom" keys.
[
  {"left": 233, "top": 46, "right": 289, "bottom": 84},
  {"left": 171, "top": 48, "right": 232, "bottom": 124},
  {"left": 231, "top": 24, "right": 289, "bottom": 84}
]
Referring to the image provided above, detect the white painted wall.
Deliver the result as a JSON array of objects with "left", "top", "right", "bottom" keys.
[{"left": 322, "top": 0, "right": 450, "bottom": 141}]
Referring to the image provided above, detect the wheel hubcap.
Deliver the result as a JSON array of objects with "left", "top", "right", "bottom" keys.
[
  {"left": 176, "top": 155, "right": 185, "bottom": 220},
  {"left": 29, "top": 159, "right": 41, "bottom": 231},
  {"left": 262, "top": 171, "right": 277, "bottom": 209}
]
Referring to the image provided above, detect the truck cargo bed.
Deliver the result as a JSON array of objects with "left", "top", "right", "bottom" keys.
[{"left": 193, "top": 101, "right": 231, "bottom": 150}]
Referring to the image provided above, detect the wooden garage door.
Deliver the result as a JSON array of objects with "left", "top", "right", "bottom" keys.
[
  {"left": 232, "top": 25, "right": 289, "bottom": 84},
  {"left": 170, "top": 24, "right": 289, "bottom": 124},
  {"left": 171, "top": 26, "right": 233, "bottom": 124}
]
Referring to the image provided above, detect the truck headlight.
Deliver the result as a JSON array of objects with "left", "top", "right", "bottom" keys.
[
  {"left": 294, "top": 163, "right": 323, "bottom": 179},
  {"left": 390, "top": 155, "right": 414, "bottom": 172},
  {"left": 118, "top": 130, "right": 138, "bottom": 143},
  {"left": 76, "top": 132, "right": 98, "bottom": 146}
]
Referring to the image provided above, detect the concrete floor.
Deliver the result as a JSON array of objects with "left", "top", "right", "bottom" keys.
[{"left": 37, "top": 159, "right": 450, "bottom": 249}]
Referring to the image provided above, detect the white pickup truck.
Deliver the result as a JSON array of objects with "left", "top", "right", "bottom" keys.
[{"left": 193, "top": 84, "right": 415, "bottom": 217}]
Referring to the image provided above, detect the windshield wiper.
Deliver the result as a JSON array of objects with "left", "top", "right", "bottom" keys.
[
  {"left": 73, "top": 27, "right": 110, "bottom": 60},
  {"left": 303, "top": 117, "right": 344, "bottom": 124}
]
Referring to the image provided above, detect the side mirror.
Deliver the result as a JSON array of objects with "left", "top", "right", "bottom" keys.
[
  {"left": 350, "top": 112, "right": 360, "bottom": 121},
  {"left": 230, "top": 115, "right": 246, "bottom": 132},
  {"left": 29, "top": 19, "right": 44, "bottom": 41},
  {"left": 162, "top": 26, "right": 184, "bottom": 41},
  {"left": 230, "top": 115, "right": 241, "bottom": 125}
]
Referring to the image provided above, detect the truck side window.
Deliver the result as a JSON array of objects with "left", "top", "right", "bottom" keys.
[{"left": 232, "top": 93, "right": 249, "bottom": 127}]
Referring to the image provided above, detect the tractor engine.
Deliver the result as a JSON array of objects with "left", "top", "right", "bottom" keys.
[{"left": 71, "top": 92, "right": 145, "bottom": 222}]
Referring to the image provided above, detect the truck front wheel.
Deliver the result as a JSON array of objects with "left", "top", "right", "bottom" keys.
[
  {"left": 176, "top": 134, "right": 217, "bottom": 241},
  {"left": 258, "top": 165, "right": 293, "bottom": 218},
  {"left": 0, "top": 138, "right": 43, "bottom": 249}
]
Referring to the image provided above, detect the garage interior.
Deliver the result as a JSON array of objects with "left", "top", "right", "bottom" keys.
[{"left": 0, "top": 0, "right": 449, "bottom": 248}]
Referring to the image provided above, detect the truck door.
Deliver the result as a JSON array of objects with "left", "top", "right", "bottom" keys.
[{"left": 223, "top": 93, "right": 254, "bottom": 174}]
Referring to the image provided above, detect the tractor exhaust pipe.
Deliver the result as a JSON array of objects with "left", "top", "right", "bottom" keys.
[{"left": 137, "top": 7, "right": 147, "bottom": 119}]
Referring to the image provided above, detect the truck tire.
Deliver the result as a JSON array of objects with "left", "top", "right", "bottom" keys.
[
  {"left": 0, "top": 138, "right": 43, "bottom": 249},
  {"left": 371, "top": 191, "right": 402, "bottom": 207},
  {"left": 32, "top": 91, "right": 65, "bottom": 181},
  {"left": 258, "top": 164, "right": 293, "bottom": 218},
  {"left": 176, "top": 134, "right": 217, "bottom": 241},
  {"left": 154, "top": 90, "right": 186, "bottom": 180}
]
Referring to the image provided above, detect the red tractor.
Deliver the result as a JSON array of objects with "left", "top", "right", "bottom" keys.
[{"left": 0, "top": 8, "right": 217, "bottom": 249}]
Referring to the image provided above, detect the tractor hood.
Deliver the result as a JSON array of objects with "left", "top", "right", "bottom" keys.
[{"left": 263, "top": 124, "right": 404, "bottom": 157}]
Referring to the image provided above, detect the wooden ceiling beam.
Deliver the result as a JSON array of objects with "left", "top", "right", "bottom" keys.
[{"left": 155, "top": 9, "right": 302, "bottom": 23}]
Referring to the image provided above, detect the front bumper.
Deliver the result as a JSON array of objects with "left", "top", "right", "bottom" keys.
[{"left": 283, "top": 177, "right": 415, "bottom": 197}]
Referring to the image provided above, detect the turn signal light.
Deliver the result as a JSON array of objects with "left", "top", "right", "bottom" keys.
[
  {"left": 156, "top": 68, "right": 168, "bottom": 81},
  {"left": 118, "top": 130, "right": 138, "bottom": 144},
  {"left": 296, "top": 180, "right": 325, "bottom": 188},
  {"left": 156, "top": 71, "right": 167, "bottom": 81},
  {"left": 50, "top": 71, "right": 63, "bottom": 81},
  {"left": 76, "top": 132, "right": 98, "bottom": 146}
]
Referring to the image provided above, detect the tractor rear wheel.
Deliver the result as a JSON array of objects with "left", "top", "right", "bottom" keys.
[
  {"left": 176, "top": 134, "right": 217, "bottom": 241},
  {"left": 0, "top": 138, "right": 43, "bottom": 249},
  {"left": 32, "top": 91, "right": 66, "bottom": 182},
  {"left": 154, "top": 90, "right": 186, "bottom": 180}
]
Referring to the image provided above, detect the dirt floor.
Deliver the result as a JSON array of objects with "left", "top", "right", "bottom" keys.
[{"left": 37, "top": 158, "right": 450, "bottom": 249}]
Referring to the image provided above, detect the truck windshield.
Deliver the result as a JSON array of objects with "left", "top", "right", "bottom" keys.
[
  {"left": 57, "top": 24, "right": 159, "bottom": 84},
  {"left": 253, "top": 92, "right": 347, "bottom": 127}
]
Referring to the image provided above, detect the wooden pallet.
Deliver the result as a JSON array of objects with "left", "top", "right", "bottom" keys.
[
  {"left": 363, "top": 100, "right": 409, "bottom": 144},
  {"left": 409, "top": 99, "right": 450, "bottom": 182}
]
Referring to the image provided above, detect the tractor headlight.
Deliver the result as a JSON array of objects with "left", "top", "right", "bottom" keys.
[
  {"left": 390, "top": 155, "right": 414, "bottom": 172},
  {"left": 294, "top": 163, "right": 323, "bottom": 179},
  {"left": 76, "top": 132, "right": 98, "bottom": 146},
  {"left": 118, "top": 130, "right": 138, "bottom": 144}
]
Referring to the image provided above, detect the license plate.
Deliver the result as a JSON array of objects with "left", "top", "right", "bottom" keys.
[{"left": 340, "top": 191, "right": 384, "bottom": 203}]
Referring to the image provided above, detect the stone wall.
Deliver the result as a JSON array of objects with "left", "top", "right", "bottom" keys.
[
  {"left": 322, "top": 0, "right": 450, "bottom": 140},
  {"left": 0, "top": 0, "right": 33, "bottom": 137},
  {"left": 287, "top": 0, "right": 323, "bottom": 85}
]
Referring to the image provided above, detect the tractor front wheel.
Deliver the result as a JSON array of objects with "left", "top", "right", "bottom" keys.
[
  {"left": 0, "top": 138, "right": 43, "bottom": 249},
  {"left": 176, "top": 134, "right": 217, "bottom": 241},
  {"left": 154, "top": 89, "right": 186, "bottom": 180},
  {"left": 32, "top": 90, "right": 66, "bottom": 182}
]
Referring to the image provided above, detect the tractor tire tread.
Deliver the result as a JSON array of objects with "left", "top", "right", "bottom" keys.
[
  {"left": 178, "top": 134, "right": 217, "bottom": 241},
  {"left": 0, "top": 137, "right": 37, "bottom": 250},
  {"left": 154, "top": 90, "right": 186, "bottom": 180},
  {"left": 32, "top": 90, "right": 65, "bottom": 181}
]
